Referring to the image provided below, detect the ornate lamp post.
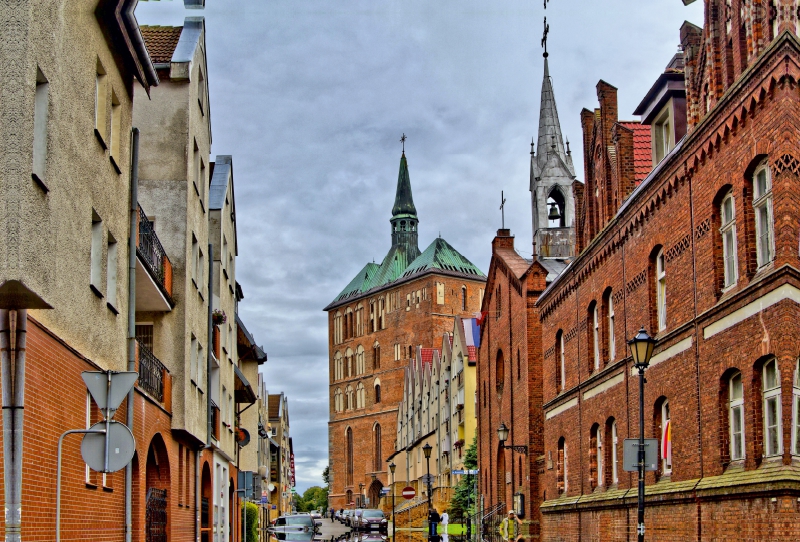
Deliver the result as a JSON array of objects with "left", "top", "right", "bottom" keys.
[
  {"left": 389, "top": 461, "right": 396, "bottom": 539},
  {"left": 497, "top": 422, "right": 528, "bottom": 454},
  {"left": 628, "top": 327, "right": 656, "bottom": 542},
  {"left": 423, "top": 443, "right": 432, "bottom": 511}
]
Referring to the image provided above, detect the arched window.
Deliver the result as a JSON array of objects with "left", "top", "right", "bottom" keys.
[
  {"left": 655, "top": 248, "right": 667, "bottom": 331},
  {"left": 496, "top": 350, "right": 505, "bottom": 393},
  {"left": 355, "top": 304, "right": 364, "bottom": 336},
  {"left": 374, "top": 382, "right": 381, "bottom": 404},
  {"left": 369, "top": 300, "right": 376, "bottom": 332},
  {"left": 763, "top": 358, "right": 782, "bottom": 457},
  {"left": 603, "top": 289, "right": 615, "bottom": 363},
  {"left": 728, "top": 371, "right": 745, "bottom": 461},
  {"left": 373, "top": 424, "right": 382, "bottom": 471},
  {"left": 334, "top": 388, "right": 342, "bottom": 413},
  {"left": 461, "top": 286, "right": 467, "bottom": 311},
  {"left": 556, "top": 330, "right": 565, "bottom": 392},
  {"left": 720, "top": 191, "right": 738, "bottom": 287},
  {"left": 753, "top": 160, "right": 773, "bottom": 267},
  {"left": 356, "top": 382, "right": 365, "bottom": 409},
  {"left": 346, "top": 348, "right": 353, "bottom": 377},
  {"left": 345, "top": 385, "right": 353, "bottom": 410},
  {"left": 655, "top": 398, "right": 672, "bottom": 475},
  {"left": 608, "top": 418, "right": 618, "bottom": 485},
  {"left": 496, "top": 284, "right": 501, "bottom": 320},
  {"left": 589, "top": 301, "right": 599, "bottom": 372},
  {"left": 373, "top": 342, "right": 381, "bottom": 370},
  {"left": 589, "top": 424, "right": 600, "bottom": 490},
  {"left": 345, "top": 428, "right": 354, "bottom": 486},
  {"left": 547, "top": 187, "right": 566, "bottom": 228},
  {"left": 334, "top": 351, "right": 343, "bottom": 381},
  {"left": 356, "top": 346, "right": 365, "bottom": 375},
  {"left": 334, "top": 312, "right": 342, "bottom": 344},
  {"left": 557, "top": 437, "right": 567, "bottom": 495},
  {"left": 793, "top": 359, "right": 800, "bottom": 456}
]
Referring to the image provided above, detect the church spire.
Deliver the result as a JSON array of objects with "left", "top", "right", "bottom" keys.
[
  {"left": 536, "top": 54, "right": 570, "bottom": 172},
  {"left": 390, "top": 145, "right": 420, "bottom": 256},
  {"left": 392, "top": 152, "right": 417, "bottom": 218}
]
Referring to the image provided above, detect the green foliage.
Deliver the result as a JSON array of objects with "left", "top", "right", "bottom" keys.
[
  {"left": 296, "top": 485, "right": 328, "bottom": 512},
  {"left": 322, "top": 465, "right": 331, "bottom": 493},
  {"left": 241, "top": 501, "right": 258, "bottom": 541},
  {"left": 448, "top": 435, "right": 478, "bottom": 521}
]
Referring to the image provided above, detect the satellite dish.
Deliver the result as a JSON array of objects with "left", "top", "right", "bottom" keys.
[
  {"left": 268, "top": 483, "right": 276, "bottom": 492},
  {"left": 236, "top": 428, "right": 251, "bottom": 447}
]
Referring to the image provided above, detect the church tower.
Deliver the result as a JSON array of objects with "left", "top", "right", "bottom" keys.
[
  {"left": 390, "top": 152, "right": 421, "bottom": 260},
  {"left": 530, "top": 50, "right": 577, "bottom": 258}
]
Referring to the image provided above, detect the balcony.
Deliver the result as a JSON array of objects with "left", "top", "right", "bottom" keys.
[
  {"left": 136, "top": 204, "right": 174, "bottom": 312},
  {"left": 136, "top": 342, "right": 172, "bottom": 411}
]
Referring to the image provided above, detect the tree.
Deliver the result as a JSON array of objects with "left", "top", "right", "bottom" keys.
[
  {"left": 448, "top": 434, "right": 478, "bottom": 521},
  {"left": 241, "top": 501, "right": 258, "bottom": 541},
  {"left": 322, "top": 465, "right": 331, "bottom": 493},
  {"left": 297, "top": 486, "right": 328, "bottom": 512}
]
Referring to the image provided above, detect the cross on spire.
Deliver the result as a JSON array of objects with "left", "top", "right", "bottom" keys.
[
  {"left": 400, "top": 133, "right": 407, "bottom": 153},
  {"left": 543, "top": 0, "right": 550, "bottom": 8},
  {"left": 542, "top": 17, "right": 550, "bottom": 58}
]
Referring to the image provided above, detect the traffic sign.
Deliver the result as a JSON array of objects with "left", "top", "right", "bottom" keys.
[
  {"left": 622, "top": 438, "right": 659, "bottom": 472},
  {"left": 81, "top": 420, "right": 136, "bottom": 473},
  {"left": 452, "top": 469, "right": 479, "bottom": 475},
  {"left": 420, "top": 474, "right": 434, "bottom": 485},
  {"left": 82, "top": 371, "right": 138, "bottom": 418},
  {"left": 401, "top": 486, "right": 416, "bottom": 500}
]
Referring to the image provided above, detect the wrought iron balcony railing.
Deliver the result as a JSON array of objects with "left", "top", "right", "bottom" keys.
[
  {"left": 137, "top": 204, "right": 173, "bottom": 301},
  {"left": 138, "top": 343, "right": 168, "bottom": 403}
]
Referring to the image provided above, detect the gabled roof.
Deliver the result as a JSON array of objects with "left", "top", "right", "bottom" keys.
[
  {"left": 331, "top": 263, "right": 380, "bottom": 304},
  {"left": 618, "top": 122, "right": 653, "bottom": 184},
  {"left": 268, "top": 393, "right": 284, "bottom": 419},
  {"left": 140, "top": 25, "right": 183, "bottom": 64},
  {"left": 98, "top": 0, "right": 159, "bottom": 93}
]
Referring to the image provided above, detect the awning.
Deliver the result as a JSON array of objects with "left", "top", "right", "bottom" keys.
[{"left": 233, "top": 363, "right": 256, "bottom": 404}]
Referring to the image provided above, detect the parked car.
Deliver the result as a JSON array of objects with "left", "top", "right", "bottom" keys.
[
  {"left": 341, "top": 510, "right": 352, "bottom": 525},
  {"left": 269, "top": 532, "right": 315, "bottom": 542},
  {"left": 269, "top": 514, "right": 316, "bottom": 534},
  {"left": 354, "top": 509, "right": 387, "bottom": 532},
  {"left": 308, "top": 511, "right": 323, "bottom": 529},
  {"left": 348, "top": 509, "right": 364, "bottom": 528}
]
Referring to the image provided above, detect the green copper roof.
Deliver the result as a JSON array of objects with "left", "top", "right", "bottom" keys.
[
  {"left": 401, "top": 238, "right": 485, "bottom": 279},
  {"left": 333, "top": 262, "right": 380, "bottom": 303},
  {"left": 392, "top": 154, "right": 417, "bottom": 217}
]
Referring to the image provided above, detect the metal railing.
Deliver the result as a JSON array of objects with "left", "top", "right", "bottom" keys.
[
  {"left": 138, "top": 343, "right": 167, "bottom": 403},
  {"left": 137, "top": 204, "right": 173, "bottom": 299},
  {"left": 211, "top": 401, "right": 221, "bottom": 441}
]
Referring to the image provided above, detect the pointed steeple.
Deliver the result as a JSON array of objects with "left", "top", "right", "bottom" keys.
[
  {"left": 536, "top": 55, "right": 570, "bottom": 172},
  {"left": 392, "top": 153, "right": 417, "bottom": 218}
]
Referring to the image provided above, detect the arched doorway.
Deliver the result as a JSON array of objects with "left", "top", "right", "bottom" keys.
[
  {"left": 145, "top": 434, "right": 170, "bottom": 542},
  {"left": 367, "top": 480, "right": 383, "bottom": 509},
  {"left": 201, "top": 462, "right": 212, "bottom": 542}
]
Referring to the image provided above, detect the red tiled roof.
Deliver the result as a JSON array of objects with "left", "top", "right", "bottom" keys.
[
  {"left": 619, "top": 122, "right": 652, "bottom": 184},
  {"left": 140, "top": 26, "right": 183, "bottom": 64},
  {"left": 467, "top": 345, "right": 477, "bottom": 362},
  {"left": 420, "top": 348, "right": 440, "bottom": 365}
]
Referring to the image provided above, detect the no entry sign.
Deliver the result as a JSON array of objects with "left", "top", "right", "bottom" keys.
[{"left": 402, "top": 486, "right": 416, "bottom": 500}]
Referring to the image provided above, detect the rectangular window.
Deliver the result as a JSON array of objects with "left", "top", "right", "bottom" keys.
[
  {"left": 764, "top": 359, "right": 782, "bottom": 457},
  {"left": 611, "top": 421, "right": 618, "bottom": 484},
  {"left": 721, "top": 193, "right": 737, "bottom": 287},
  {"left": 406, "top": 293, "right": 411, "bottom": 311},
  {"left": 192, "top": 233, "right": 199, "bottom": 287},
  {"left": 661, "top": 401, "right": 672, "bottom": 474},
  {"left": 198, "top": 248, "right": 205, "bottom": 296},
  {"left": 91, "top": 210, "right": 104, "bottom": 297},
  {"left": 106, "top": 234, "right": 118, "bottom": 310},
  {"left": 95, "top": 60, "right": 108, "bottom": 145},
  {"left": 596, "top": 431, "right": 603, "bottom": 487},
  {"left": 109, "top": 89, "right": 121, "bottom": 170},
  {"left": 32, "top": 68, "right": 49, "bottom": 188},
  {"left": 608, "top": 297, "right": 615, "bottom": 361},
  {"left": 592, "top": 304, "right": 600, "bottom": 371},
  {"left": 656, "top": 250, "right": 666, "bottom": 331},
  {"left": 197, "top": 343, "right": 204, "bottom": 391},
  {"left": 436, "top": 282, "right": 445, "bottom": 305},
  {"left": 190, "top": 334, "right": 197, "bottom": 384}
]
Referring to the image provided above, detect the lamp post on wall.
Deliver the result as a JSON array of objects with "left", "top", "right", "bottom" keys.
[
  {"left": 423, "top": 443, "right": 432, "bottom": 512},
  {"left": 628, "top": 326, "right": 656, "bottom": 542},
  {"left": 389, "top": 461, "right": 396, "bottom": 539}
]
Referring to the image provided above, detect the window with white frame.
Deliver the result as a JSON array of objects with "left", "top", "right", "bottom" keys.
[
  {"left": 793, "top": 359, "right": 800, "bottom": 456},
  {"left": 356, "top": 346, "right": 365, "bottom": 375},
  {"left": 356, "top": 382, "right": 365, "bottom": 409},
  {"left": 753, "top": 162, "right": 774, "bottom": 267},
  {"left": 557, "top": 331, "right": 565, "bottom": 392},
  {"left": 592, "top": 303, "right": 600, "bottom": 371},
  {"left": 661, "top": 400, "right": 672, "bottom": 474},
  {"left": 656, "top": 249, "right": 667, "bottom": 331},
  {"left": 334, "top": 352, "right": 343, "bottom": 381},
  {"left": 721, "top": 191, "right": 738, "bottom": 287},
  {"left": 729, "top": 371, "right": 745, "bottom": 460},
  {"left": 611, "top": 420, "right": 619, "bottom": 484},
  {"left": 596, "top": 428, "right": 604, "bottom": 487},
  {"left": 763, "top": 358, "right": 782, "bottom": 457},
  {"left": 608, "top": 295, "right": 615, "bottom": 361}
]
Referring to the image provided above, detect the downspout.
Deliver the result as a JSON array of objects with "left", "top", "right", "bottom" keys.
[
  {"left": 125, "top": 127, "right": 140, "bottom": 542},
  {"left": 207, "top": 243, "right": 214, "bottom": 444},
  {"left": 2, "top": 308, "right": 26, "bottom": 542},
  {"left": 196, "top": 448, "right": 201, "bottom": 542}
]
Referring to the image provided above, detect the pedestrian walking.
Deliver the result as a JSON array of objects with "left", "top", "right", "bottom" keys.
[
  {"left": 498, "top": 510, "right": 522, "bottom": 541},
  {"left": 330, "top": 507, "right": 335, "bottom": 522},
  {"left": 440, "top": 509, "right": 449, "bottom": 533},
  {"left": 428, "top": 508, "right": 440, "bottom": 536}
]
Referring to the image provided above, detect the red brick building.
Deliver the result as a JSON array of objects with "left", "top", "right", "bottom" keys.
[
  {"left": 537, "top": 2, "right": 800, "bottom": 540},
  {"left": 325, "top": 151, "right": 485, "bottom": 510}
]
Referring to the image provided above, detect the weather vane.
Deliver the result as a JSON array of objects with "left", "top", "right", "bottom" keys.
[
  {"left": 544, "top": 0, "right": 550, "bottom": 8},
  {"left": 500, "top": 190, "right": 507, "bottom": 230},
  {"left": 400, "top": 133, "right": 407, "bottom": 153},
  {"left": 542, "top": 17, "right": 550, "bottom": 57}
]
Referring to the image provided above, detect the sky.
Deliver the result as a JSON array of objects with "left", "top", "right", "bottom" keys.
[{"left": 136, "top": 0, "right": 704, "bottom": 492}]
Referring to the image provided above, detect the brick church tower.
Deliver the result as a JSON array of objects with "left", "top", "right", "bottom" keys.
[{"left": 325, "top": 150, "right": 486, "bottom": 510}]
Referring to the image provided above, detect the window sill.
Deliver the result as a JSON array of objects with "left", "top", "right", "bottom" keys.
[
  {"left": 109, "top": 155, "right": 121, "bottom": 175},
  {"left": 94, "top": 129, "right": 107, "bottom": 150},
  {"left": 106, "top": 302, "right": 119, "bottom": 315},
  {"left": 102, "top": 485, "right": 114, "bottom": 493},
  {"left": 90, "top": 284, "right": 104, "bottom": 299},
  {"left": 31, "top": 172, "right": 48, "bottom": 193},
  {"left": 192, "top": 278, "right": 199, "bottom": 290}
]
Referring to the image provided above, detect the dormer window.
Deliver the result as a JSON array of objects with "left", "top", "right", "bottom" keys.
[{"left": 653, "top": 108, "right": 672, "bottom": 164}]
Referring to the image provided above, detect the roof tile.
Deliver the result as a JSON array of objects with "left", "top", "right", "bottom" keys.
[
  {"left": 140, "top": 26, "right": 183, "bottom": 64},
  {"left": 619, "top": 122, "right": 653, "bottom": 184}
]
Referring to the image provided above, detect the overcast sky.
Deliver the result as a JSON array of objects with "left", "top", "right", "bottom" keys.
[{"left": 136, "top": 0, "right": 703, "bottom": 492}]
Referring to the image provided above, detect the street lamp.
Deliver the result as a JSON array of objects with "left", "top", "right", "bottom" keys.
[
  {"left": 423, "top": 443, "right": 432, "bottom": 512},
  {"left": 628, "top": 326, "right": 656, "bottom": 542},
  {"left": 388, "top": 461, "right": 396, "bottom": 539},
  {"left": 497, "top": 422, "right": 528, "bottom": 454}
]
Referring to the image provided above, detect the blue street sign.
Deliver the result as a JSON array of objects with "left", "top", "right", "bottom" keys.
[{"left": 452, "top": 469, "right": 479, "bottom": 475}]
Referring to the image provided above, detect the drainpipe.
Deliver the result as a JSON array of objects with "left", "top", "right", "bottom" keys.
[
  {"left": 207, "top": 243, "right": 214, "bottom": 445},
  {"left": 125, "top": 127, "right": 140, "bottom": 542},
  {"left": 196, "top": 447, "right": 201, "bottom": 542},
  {"left": 1, "top": 308, "right": 26, "bottom": 542}
]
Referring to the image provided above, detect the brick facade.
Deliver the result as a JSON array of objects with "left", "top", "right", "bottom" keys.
[{"left": 327, "top": 272, "right": 485, "bottom": 510}]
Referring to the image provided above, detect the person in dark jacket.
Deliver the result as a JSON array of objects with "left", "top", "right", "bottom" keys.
[{"left": 428, "top": 508, "right": 441, "bottom": 536}]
